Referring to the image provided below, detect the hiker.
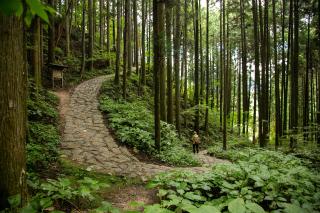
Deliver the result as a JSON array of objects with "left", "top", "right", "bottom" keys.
[{"left": 192, "top": 131, "right": 200, "bottom": 154}]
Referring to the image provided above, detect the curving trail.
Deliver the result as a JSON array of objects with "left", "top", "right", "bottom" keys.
[{"left": 60, "top": 75, "right": 227, "bottom": 180}]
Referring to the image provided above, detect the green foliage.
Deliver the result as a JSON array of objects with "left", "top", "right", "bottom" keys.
[
  {"left": 27, "top": 81, "right": 60, "bottom": 172},
  {"left": 147, "top": 149, "right": 320, "bottom": 212},
  {"left": 27, "top": 81, "right": 58, "bottom": 123},
  {"left": 99, "top": 95, "right": 199, "bottom": 166},
  {"left": 0, "top": 0, "right": 54, "bottom": 26},
  {"left": 27, "top": 122, "right": 60, "bottom": 171},
  {"left": 22, "top": 177, "right": 112, "bottom": 213}
]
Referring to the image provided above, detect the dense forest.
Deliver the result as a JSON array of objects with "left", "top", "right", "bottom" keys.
[{"left": 0, "top": 0, "right": 320, "bottom": 212}]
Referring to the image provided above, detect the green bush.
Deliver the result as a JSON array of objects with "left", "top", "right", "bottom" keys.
[
  {"left": 27, "top": 122, "right": 60, "bottom": 171},
  {"left": 99, "top": 96, "right": 199, "bottom": 166},
  {"left": 27, "top": 82, "right": 60, "bottom": 172},
  {"left": 148, "top": 149, "right": 320, "bottom": 213}
]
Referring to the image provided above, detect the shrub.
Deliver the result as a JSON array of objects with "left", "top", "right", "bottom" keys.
[
  {"left": 99, "top": 96, "right": 199, "bottom": 166},
  {"left": 148, "top": 149, "right": 320, "bottom": 213}
]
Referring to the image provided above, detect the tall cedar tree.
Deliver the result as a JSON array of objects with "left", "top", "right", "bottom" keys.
[
  {"left": 174, "top": 0, "right": 181, "bottom": 134},
  {"left": 88, "top": 0, "right": 94, "bottom": 71},
  {"left": 115, "top": 0, "right": 121, "bottom": 85},
  {"left": 194, "top": 0, "right": 200, "bottom": 133},
  {"left": 153, "top": 0, "right": 165, "bottom": 150},
  {"left": 166, "top": 2, "right": 173, "bottom": 124},
  {"left": 0, "top": 13, "right": 27, "bottom": 209}
]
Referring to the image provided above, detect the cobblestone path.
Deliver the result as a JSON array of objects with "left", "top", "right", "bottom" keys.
[{"left": 61, "top": 75, "right": 227, "bottom": 180}]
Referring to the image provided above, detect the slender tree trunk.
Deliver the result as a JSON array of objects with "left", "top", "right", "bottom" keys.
[
  {"left": 222, "top": 0, "right": 227, "bottom": 150},
  {"left": 174, "top": 0, "right": 181, "bottom": 134},
  {"left": 106, "top": 0, "right": 110, "bottom": 52},
  {"left": 66, "top": 0, "right": 71, "bottom": 56},
  {"left": 88, "top": 0, "right": 94, "bottom": 71},
  {"left": 115, "top": 0, "right": 121, "bottom": 85},
  {"left": 48, "top": 0, "right": 56, "bottom": 65},
  {"left": 99, "top": 0, "right": 104, "bottom": 48},
  {"left": 240, "top": 0, "right": 248, "bottom": 135},
  {"left": 166, "top": 2, "right": 173, "bottom": 124},
  {"left": 273, "top": 0, "right": 280, "bottom": 149},
  {"left": 112, "top": 0, "right": 116, "bottom": 50},
  {"left": 183, "top": 0, "right": 188, "bottom": 127},
  {"left": 0, "top": 13, "right": 27, "bottom": 209},
  {"left": 237, "top": 51, "right": 241, "bottom": 135},
  {"left": 153, "top": 0, "right": 165, "bottom": 151},
  {"left": 141, "top": 0, "right": 146, "bottom": 86},
  {"left": 303, "top": 13, "right": 311, "bottom": 141},
  {"left": 280, "top": 0, "right": 286, "bottom": 138},
  {"left": 290, "top": 0, "right": 299, "bottom": 149},
  {"left": 133, "top": 0, "right": 139, "bottom": 75},
  {"left": 204, "top": 0, "right": 210, "bottom": 133},
  {"left": 194, "top": 0, "right": 200, "bottom": 133},
  {"left": 31, "top": 17, "right": 41, "bottom": 93},
  {"left": 81, "top": 0, "right": 86, "bottom": 77}
]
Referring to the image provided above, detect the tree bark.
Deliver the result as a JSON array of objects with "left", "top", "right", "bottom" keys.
[
  {"left": 0, "top": 13, "right": 27, "bottom": 210},
  {"left": 166, "top": 2, "right": 173, "bottom": 124},
  {"left": 174, "top": 0, "right": 181, "bottom": 134},
  {"left": 153, "top": 0, "right": 165, "bottom": 151},
  {"left": 88, "top": 0, "right": 94, "bottom": 71},
  {"left": 115, "top": 0, "right": 121, "bottom": 85}
]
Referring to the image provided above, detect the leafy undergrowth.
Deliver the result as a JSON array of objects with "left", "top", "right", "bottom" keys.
[
  {"left": 99, "top": 95, "right": 199, "bottom": 167},
  {"left": 20, "top": 162, "right": 134, "bottom": 213},
  {"left": 27, "top": 81, "right": 60, "bottom": 172},
  {"left": 146, "top": 149, "right": 320, "bottom": 213}
]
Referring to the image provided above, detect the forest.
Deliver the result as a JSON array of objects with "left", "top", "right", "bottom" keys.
[{"left": 0, "top": 0, "right": 320, "bottom": 212}]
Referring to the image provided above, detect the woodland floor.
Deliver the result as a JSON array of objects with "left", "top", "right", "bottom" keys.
[{"left": 57, "top": 75, "right": 228, "bottom": 182}]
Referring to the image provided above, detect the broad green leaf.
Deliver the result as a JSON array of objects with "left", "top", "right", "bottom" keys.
[
  {"left": 0, "top": 0, "right": 22, "bottom": 16},
  {"left": 8, "top": 194, "right": 21, "bottom": 208},
  {"left": 194, "top": 205, "right": 220, "bottom": 213},
  {"left": 180, "top": 203, "right": 198, "bottom": 212},
  {"left": 21, "top": 205, "right": 37, "bottom": 213},
  {"left": 25, "top": 0, "right": 48, "bottom": 23},
  {"left": 245, "top": 202, "right": 265, "bottom": 213},
  {"left": 283, "top": 204, "right": 307, "bottom": 213},
  {"left": 144, "top": 204, "right": 173, "bottom": 213},
  {"left": 39, "top": 197, "right": 53, "bottom": 209},
  {"left": 184, "top": 192, "right": 206, "bottom": 201},
  {"left": 228, "top": 198, "right": 245, "bottom": 213}
]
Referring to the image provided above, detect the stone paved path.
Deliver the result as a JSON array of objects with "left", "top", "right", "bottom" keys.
[{"left": 61, "top": 75, "right": 227, "bottom": 180}]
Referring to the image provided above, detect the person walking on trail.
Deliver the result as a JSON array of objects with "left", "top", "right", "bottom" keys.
[{"left": 192, "top": 131, "right": 200, "bottom": 154}]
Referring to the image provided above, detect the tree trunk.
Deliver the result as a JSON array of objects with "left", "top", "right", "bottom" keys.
[
  {"left": 106, "top": 0, "right": 110, "bottom": 52},
  {"left": 66, "top": 0, "right": 71, "bottom": 56},
  {"left": 204, "top": 0, "right": 210, "bottom": 133},
  {"left": 141, "top": 0, "right": 146, "bottom": 86},
  {"left": 99, "top": 0, "right": 104, "bottom": 48},
  {"left": 166, "top": 2, "right": 173, "bottom": 124},
  {"left": 48, "top": 0, "right": 56, "bottom": 65},
  {"left": 81, "top": 0, "right": 86, "bottom": 77},
  {"left": 88, "top": 0, "right": 94, "bottom": 71},
  {"left": 133, "top": 0, "right": 139, "bottom": 75},
  {"left": 290, "top": 0, "right": 299, "bottom": 149},
  {"left": 194, "top": 0, "right": 200, "bottom": 133},
  {"left": 31, "top": 17, "right": 41, "bottom": 93},
  {"left": 273, "top": 0, "right": 280, "bottom": 149},
  {"left": 153, "top": 0, "right": 165, "bottom": 151},
  {"left": 174, "top": 0, "right": 181, "bottom": 134},
  {"left": 0, "top": 13, "right": 27, "bottom": 210},
  {"left": 115, "top": 0, "right": 121, "bottom": 85}
]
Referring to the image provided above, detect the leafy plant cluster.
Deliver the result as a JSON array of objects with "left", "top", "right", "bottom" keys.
[
  {"left": 27, "top": 81, "right": 60, "bottom": 172},
  {"left": 5, "top": 176, "right": 119, "bottom": 213},
  {"left": 146, "top": 149, "right": 320, "bottom": 213},
  {"left": 99, "top": 95, "right": 199, "bottom": 166}
]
